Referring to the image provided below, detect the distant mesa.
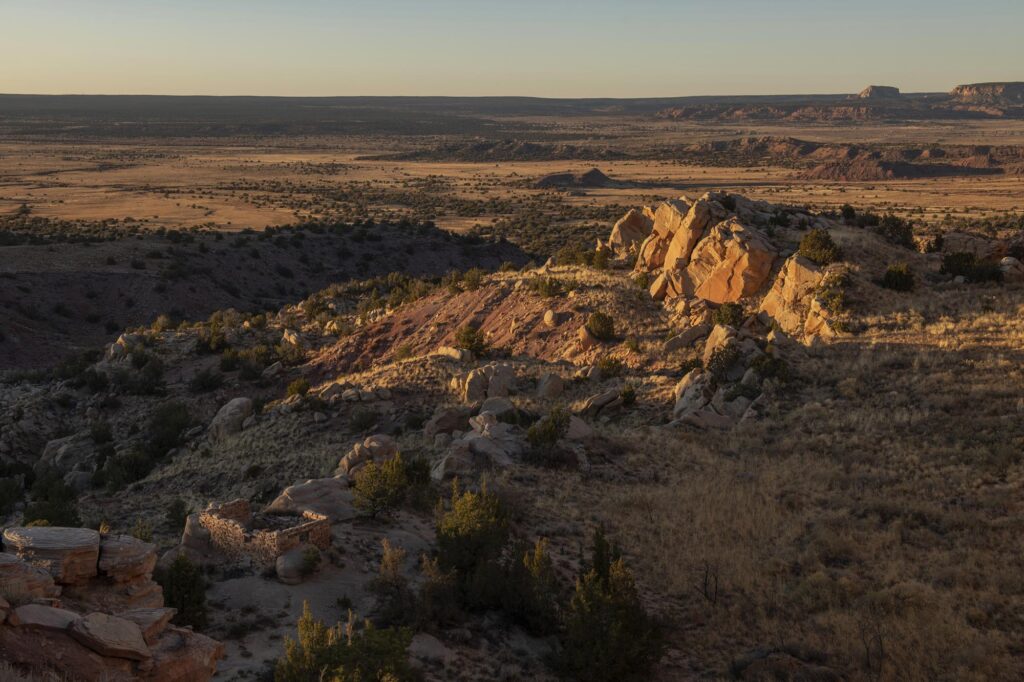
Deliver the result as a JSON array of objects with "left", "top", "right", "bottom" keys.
[
  {"left": 950, "top": 82, "right": 1024, "bottom": 104},
  {"left": 858, "top": 85, "right": 901, "bottom": 99},
  {"left": 534, "top": 168, "right": 626, "bottom": 189}
]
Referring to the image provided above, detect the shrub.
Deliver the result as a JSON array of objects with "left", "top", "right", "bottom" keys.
[
  {"left": 166, "top": 498, "right": 190, "bottom": 530},
  {"left": 436, "top": 481, "right": 509, "bottom": 600},
  {"left": 501, "top": 538, "right": 560, "bottom": 636},
  {"left": 301, "top": 547, "right": 321, "bottom": 577},
  {"left": 941, "top": 252, "right": 1003, "bottom": 283},
  {"left": 881, "top": 263, "right": 915, "bottom": 291},
  {"left": 875, "top": 213, "right": 915, "bottom": 248},
  {"left": 706, "top": 345, "right": 741, "bottom": 383},
  {"left": 749, "top": 355, "right": 790, "bottom": 383},
  {"left": 188, "top": 368, "right": 223, "bottom": 393},
  {"left": 353, "top": 454, "right": 409, "bottom": 518},
  {"left": 349, "top": 406, "right": 379, "bottom": 432},
  {"left": 798, "top": 228, "right": 841, "bottom": 265},
  {"left": 528, "top": 276, "right": 563, "bottom": 298},
  {"left": 157, "top": 554, "right": 207, "bottom": 630},
  {"left": 555, "top": 528, "right": 663, "bottom": 682},
  {"left": 274, "top": 603, "right": 414, "bottom": 682},
  {"left": 596, "top": 356, "right": 623, "bottom": 378},
  {"left": 462, "top": 268, "right": 485, "bottom": 291},
  {"left": 369, "top": 540, "right": 416, "bottom": 626},
  {"left": 619, "top": 384, "right": 636, "bottom": 407},
  {"left": 455, "top": 324, "right": 488, "bottom": 356},
  {"left": 712, "top": 302, "right": 745, "bottom": 327},
  {"left": 145, "top": 402, "right": 190, "bottom": 458},
  {"left": 840, "top": 204, "right": 856, "bottom": 221},
  {"left": 24, "top": 467, "right": 79, "bottom": 527},
  {"left": 586, "top": 312, "right": 615, "bottom": 341},
  {"left": 526, "top": 407, "right": 570, "bottom": 450},
  {"left": 415, "top": 556, "right": 460, "bottom": 628},
  {"left": 130, "top": 518, "right": 153, "bottom": 542},
  {"left": 287, "top": 378, "right": 310, "bottom": 397}
]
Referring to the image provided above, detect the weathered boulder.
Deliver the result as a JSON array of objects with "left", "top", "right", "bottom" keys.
[
  {"left": 634, "top": 198, "right": 691, "bottom": 271},
  {"left": 664, "top": 323, "right": 712, "bottom": 352},
  {"left": 433, "top": 346, "right": 474, "bottom": 362},
  {"left": 3, "top": 526, "right": 100, "bottom": 585},
  {"left": 69, "top": 612, "right": 151, "bottom": 661},
  {"left": 758, "top": 256, "right": 824, "bottom": 334},
  {"left": 208, "top": 397, "right": 253, "bottom": 442},
  {"left": 480, "top": 396, "right": 515, "bottom": 418},
  {"left": 409, "top": 632, "right": 454, "bottom": 666},
  {"left": 148, "top": 625, "right": 224, "bottom": 682},
  {"left": 536, "top": 372, "right": 565, "bottom": 399},
  {"left": 579, "top": 389, "right": 620, "bottom": 419},
  {"left": 684, "top": 218, "right": 777, "bottom": 303},
  {"left": 423, "top": 405, "right": 473, "bottom": 436},
  {"left": 1000, "top": 256, "right": 1024, "bottom": 282},
  {"left": 335, "top": 434, "right": 398, "bottom": 477},
  {"left": 577, "top": 325, "right": 599, "bottom": 351},
  {"left": 266, "top": 478, "right": 355, "bottom": 522},
  {"left": 450, "top": 363, "right": 516, "bottom": 402},
  {"left": 39, "top": 432, "right": 96, "bottom": 473},
  {"left": 118, "top": 608, "right": 176, "bottom": 646},
  {"left": 607, "top": 208, "right": 654, "bottom": 256},
  {"left": 566, "top": 416, "right": 595, "bottom": 441},
  {"left": 8, "top": 604, "right": 79, "bottom": 631},
  {"left": 804, "top": 298, "right": 838, "bottom": 341},
  {"left": 702, "top": 324, "right": 737, "bottom": 366},
  {"left": 672, "top": 370, "right": 713, "bottom": 419},
  {"left": 276, "top": 544, "right": 319, "bottom": 585}
]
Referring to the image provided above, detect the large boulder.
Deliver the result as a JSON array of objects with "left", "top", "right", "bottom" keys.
[
  {"left": 758, "top": 256, "right": 824, "bottom": 334},
  {"left": 634, "top": 198, "right": 691, "bottom": 271},
  {"left": 276, "top": 544, "right": 319, "bottom": 585},
  {"left": 672, "top": 370, "right": 713, "bottom": 418},
  {"left": 1000, "top": 256, "right": 1024, "bottom": 283},
  {"left": 663, "top": 199, "right": 721, "bottom": 271},
  {"left": 684, "top": 218, "right": 777, "bottom": 303},
  {"left": 39, "top": 432, "right": 96, "bottom": 473},
  {"left": 3, "top": 527, "right": 100, "bottom": 585},
  {"left": 0, "top": 551, "right": 60, "bottom": 600},
  {"left": 536, "top": 372, "right": 565, "bottom": 400},
  {"left": 423, "top": 405, "right": 472, "bottom": 436},
  {"left": 98, "top": 534, "right": 157, "bottom": 584},
  {"left": 607, "top": 208, "right": 654, "bottom": 256},
  {"left": 208, "top": 397, "right": 253, "bottom": 442},
  {"left": 266, "top": 478, "right": 355, "bottom": 522},
  {"left": 69, "top": 612, "right": 151, "bottom": 661}
]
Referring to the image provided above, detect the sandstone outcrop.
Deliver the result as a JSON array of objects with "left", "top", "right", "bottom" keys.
[
  {"left": 758, "top": 256, "right": 824, "bottom": 334},
  {"left": 335, "top": 434, "right": 399, "bottom": 477},
  {"left": 431, "top": 412, "right": 524, "bottom": 481},
  {"left": 450, "top": 363, "right": 516, "bottom": 402},
  {"left": 0, "top": 527, "right": 222, "bottom": 681},
  {"left": 605, "top": 207, "right": 654, "bottom": 257}
]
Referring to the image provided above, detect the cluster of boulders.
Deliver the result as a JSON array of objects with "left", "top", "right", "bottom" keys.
[
  {"left": 318, "top": 382, "right": 393, "bottom": 404},
  {"left": 449, "top": 362, "right": 516, "bottom": 402},
  {"left": 0, "top": 526, "right": 222, "bottom": 681}
]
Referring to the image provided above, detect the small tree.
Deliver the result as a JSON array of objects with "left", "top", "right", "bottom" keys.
[
  {"left": 158, "top": 554, "right": 208, "bottom": 630},
  {"left": 455, "top": 324, "right": 488, "bottom": 356},
  {"left": 712, "top": 302, "right": 744, "bottom": 327},
  {"left": 353, "top": 454, "right": 408, "bottom": 518},
  {"left": 287, "top": 378, "right": 310, "bottom": 397},
  {"left": 556, "top": 528, "right": 663, "bottom": 682},
  {"left": 436, "top": 480, "right": 509, "bottom": 608},
  {"left": 369, "top": 540, "right": 416, "bottom": 627},
  {"left": 502, "top": 538, "right": 560, "bottom": 636},
  {"left": 798, "top": 228, "right": 841, "bottom": 265}
]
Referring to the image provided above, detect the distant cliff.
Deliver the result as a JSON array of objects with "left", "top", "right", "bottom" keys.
[{"left": 950, "top": 82, "right": 1024, "bottom": 104}]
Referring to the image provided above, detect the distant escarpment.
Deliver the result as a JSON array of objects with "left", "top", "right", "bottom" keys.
[
  {"left": 361, "top": 139, "right": 627, "bottom": 162},
  {"left": 951, "top": 82, "right": 1024, "bottom": 104}
]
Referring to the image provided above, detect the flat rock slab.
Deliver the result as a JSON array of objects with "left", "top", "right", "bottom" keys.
[
  {"left": 0, "top": 551, "right": 60, "bottom": 598},
  {"left": 3, "top": 526, "right": 100, "bottom": 584},
  {"left": 118, "top": 607, "right": 176, "bottom": 645},
  {"left": 10, "top": 604, "right": 80, "bottom": 631},
  {"left": 99, "top": 534, "right": 157, "bottom": 582},
  {"left": 69, "top": 612, "right": 151, "bottom": 661},
  {"left": 266, "top": 478, "right": 355, "bottom": 522}
]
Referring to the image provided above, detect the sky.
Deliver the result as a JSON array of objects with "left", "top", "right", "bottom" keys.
[{"left": 1, "top": 0, "right": 1022, "bottom": 98}]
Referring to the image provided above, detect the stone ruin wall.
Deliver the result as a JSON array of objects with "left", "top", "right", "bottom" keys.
[{"left": 199, "top": 500, "right": 330, "bottom": 564}]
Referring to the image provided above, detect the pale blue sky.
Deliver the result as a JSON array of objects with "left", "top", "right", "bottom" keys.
[{"left": 2, "top": 0, "right": 1021, "bottom": 97}]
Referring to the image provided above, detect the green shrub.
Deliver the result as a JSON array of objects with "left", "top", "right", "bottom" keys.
[
  {"left": 145, "top": 402, "right": 190, "bottom": 458},
  {"left": 436, "top": 481, "right": 509, "bottom": 607},
  {"left": 455, "top": 324, "right": 488, "bottom": 356},
  {"left": 24, "top": 467, "right": 80, "bottom": 527},
  {"left": 349, "top": 406, "right": 379, "bottom": 432},
  {"left": 368, "top": 540, "right": 416, "bottom": 626},
  {"left": 556, "top": 528, "right": 664, "bottom": 682},
  {"left": 415, "top": 556, "right": 460, "bottom": 628},
  {"left": 462, "top": 268, "right": 486, "bottom": 291},
  {"left": 798, "top": 228, "right": 841, "bottom": 265},
  {"left": 287, "top": 378, "right": 310, "bottom": 397},
  {"left": 501, "top": 538, "right": 560, "bottom": 635},
  {"left": 706, "top": 345, "right": 741, "bottom": 383},
  {"left": 301, "top": 547, "right": 321, "bottom": 577},
  {"left": 274, "top": 603, "right": 414, "bottom": 682},
  {"left": 353, "top": 453, "right": 409, "bottom": 518},
  {"left": 188, "top": 368, "right": 223, "bottom": 393},
  {"left": 875, "top": 213, "right": 915, "bottom": 248},
  {"left": 712, "top": 302, "right": 745, "bottom": 327},
  {"left": 130, "top": 518, "right": 153, "bottom": 542},
  {"left": 526, "top": 407, "right": 570, "bottom": 450},
  {"left": 586, "top": 312, "right": 615, "bottom": 341},
  {"left": 881, "top": 263, "right": 915, "bottom": 291},
  {"left": 157, "top": 554, "right": 208, "bottom": 630},
  {"left": 749, "top": 355, "right": 790, "bottom": 383},
  {"left": 941, "top": 252, "right": 1003, "bottom": 283},
  {"left": 596, "top": 356, "right": 623, "bottom": 378},
  {"left": 166, "top": 498, "right": 190, "bottom": 531},
  {"left": 528, "top": 276, "right": 564, "bottom": 298},
  {"left": 619, "top": 384, "right": 636, "bottom": 407},
  {"left": 840, "top": 204, "right": 856, "bottom": 221}
]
